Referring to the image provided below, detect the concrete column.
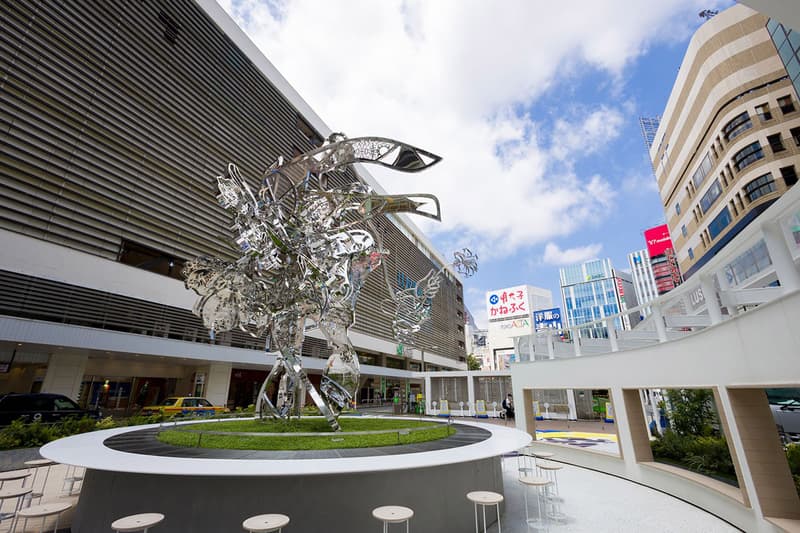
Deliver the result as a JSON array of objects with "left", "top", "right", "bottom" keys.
[
  {"left": 605, "top": 319, "right": 619, "bottom": 352},
  {"left": 617, "top": 388, "right": 653, "bottom": 465},
  {"left": 547, "top": 332, "right": 555, "bottom": 360},
  {"left": 522, "top": 388, "right": 536, "bottom": 438},
  {"left": 650, "top": 304, "right": 668, "bottom": 342},
  {"left": 699, "top": 275, "right": 723, "bottom": 325},
  {"left": 42, "top": 352, "right": 88, "bottom": 401},
  {"left": 424, "top": 374, "right": 432, "bottom": 415},
  {"left": 716, "top": 270, "right": 738, "bottom": 317},
  {"left": 205, "top": 363, "right": 232, "bottom": 407},
  {"left": 719, "top": 388, "right": 800, "bottom": 519},
  {"left": 573, "top": 331, "right": 582, "bottom": 357},
  {"left": 566, "top": 389, "right": 577, "bottom": 420},
  {"left": 466, "top": 373, "right": 475, "bottom": 416},
  {"left": 763, "top": 220, "right": 800, "bottom": 292}
]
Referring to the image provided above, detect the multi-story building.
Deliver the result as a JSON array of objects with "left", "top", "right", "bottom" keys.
[
  {"left": 486, "top": 285, "right": 552, "bottom": 369},
  {"left": 560, "top": 258, "right": 638, "bottom": 338},
  {"left": 628, "top": 249, "right": 658, "bottom": 316},
  {"left": 651, "top": 4, "right": 800, "bottom": 279},
  {"left": 0, "top": 1, "right": 466, "bottom": 410}
]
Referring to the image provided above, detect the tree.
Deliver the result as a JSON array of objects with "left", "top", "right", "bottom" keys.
[
  {"left": 665, "top": 389, "right": 717, "bottom": 437},
  {"left": 467, "top": 354, "right": 481, "bottom": 371}
]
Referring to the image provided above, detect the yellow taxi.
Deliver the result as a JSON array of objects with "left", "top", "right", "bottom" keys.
[{"left": 142, "top": 397, "right": 228, "bottom": 416}]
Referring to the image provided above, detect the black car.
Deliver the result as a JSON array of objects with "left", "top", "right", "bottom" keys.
[{"left": 0, "top": 393, "right": 101, "bottom": 425}]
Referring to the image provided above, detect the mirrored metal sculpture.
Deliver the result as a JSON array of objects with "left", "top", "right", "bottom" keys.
[{"left": 185, "top": 133, "right": 477, "bottom": 430}]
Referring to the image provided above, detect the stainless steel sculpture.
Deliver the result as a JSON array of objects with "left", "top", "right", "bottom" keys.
[{"left": 185, "top": 133, "right": 477, "bottom": 430}]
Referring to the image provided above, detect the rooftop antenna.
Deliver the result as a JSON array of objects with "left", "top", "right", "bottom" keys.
[{"left": 699, "top": 9, "right": 718, "bottom": 21}]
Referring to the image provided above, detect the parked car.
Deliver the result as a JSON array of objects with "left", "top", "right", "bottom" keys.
[
  {"left": 0, "top": 393, "right": 102, "bottom": 425},
  {"left": 141, "top": 397, "right": 228, "bottom": 417},
  {"left": 772, "top": 399, "right": 800, "bottom": 442}
]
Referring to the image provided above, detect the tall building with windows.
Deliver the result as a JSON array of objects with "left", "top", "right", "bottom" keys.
[
  {"left": 559, "top": 259, "right": 638, "bottom": 338},
  {"left": 628, "top": 249, "right": 658, "bottom": 316},
  {"left": 0, "top": 1, "right": 466, "bottom": 410},
  {"left": 651, "top": 4, "right": 800, "bottom": 279}
]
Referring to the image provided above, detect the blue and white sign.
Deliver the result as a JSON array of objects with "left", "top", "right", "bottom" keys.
[
  {"left": 489, "top": 294, "right": 499, "bottom": 305},
  {"left": 533, "top": 307, "right": 562, "bottom": 330}
]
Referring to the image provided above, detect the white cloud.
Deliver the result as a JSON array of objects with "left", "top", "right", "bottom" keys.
[
  {"left": 542, "top": 242, "right": 603, "bottom": 265},
  {"left": 220, "top": 0, "right": 727, "bottom": 262}
]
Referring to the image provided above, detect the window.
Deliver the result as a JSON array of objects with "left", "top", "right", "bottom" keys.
[
  {"left": 675, "top": 202, "right": 681, "bottom": 215},
  {"left": 54, "top": 398, "right": 79, "bottom": 410},
  {"left": 295, "top": 115, "right": 323, "bottom": 147},
  {"left": 197, "top": 399, "right": 212, "bottom": 407},
  {"left": 755, "top": 103, "right": 772, "bottom": 121},
  {"left": 767, "top": 133, "right": 785, "bottom": 153},
  {"left": 722, "top": 111, "right": 752, "bottom": 142},
  {"left": 729, "top": 199, "right": 738, "bottom": 217},
  {"left": 681, "top": 225, "right": 687, "bottom": 238},
  {"left": 744, "top": 173, "right": 776, "bottom": 202},
  {"left": 708, "top": 207, "right": 732, "bottom": 240},
  {"left": 781, "top": 165, "right": 798, "bottom": 186},
  {"left": 791, "top": 127, "right": 800, "bottom": 146},
  {"left": 732, "top": 142, "right": 764, "bottom": 172},
  {"left": 699, "top": 179, "right": 723, "bottom": 213},
  {"left": 778, "top": 95, "right": 796, "bottom": 114},
  {"left": 691, "top": 153, "right": 713, "bottom": 188},
  {"left": 118, "top": 240, "right": 185, "bottom": 281},
  {"left": 688, "top": 248, "right": 694, "bottom": 260}
]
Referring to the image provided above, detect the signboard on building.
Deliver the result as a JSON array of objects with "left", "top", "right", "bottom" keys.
[
  {"left": 533, "top": 307, "right": 563, "bottom": 330},
  {"left": 644, "top": 224, "right": 682, "bottom": 295},
  {"left": 486, "top": 285, "right": 530, "bottom": 320}
]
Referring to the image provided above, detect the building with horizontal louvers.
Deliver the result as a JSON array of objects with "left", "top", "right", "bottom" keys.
[{"left": 0, "top": 0, "right": 466, "bottom": 411}]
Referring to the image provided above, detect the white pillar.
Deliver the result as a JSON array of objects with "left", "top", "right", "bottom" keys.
[
  {"left": 466, "top": 372, "right": 475, "bottom": 416},
  {"left": 547, "top": 332, "right": 555, "bottom": 360},
  {"left": 651, "top": 304, "right": 668, "bottom": 342},
  {"left": 605, "top": 319, "right": 619, "bottom": 352},
  {"left": 42, "top": 352, "right": 88, "bottom": 401},
  {"left": 205, "top": 363, "right": 232, "bottom": 407},
  {"left": 424, "top": 374, "right": 432, "bottom": 415},
  {"left": 566, "top": 389, "right": 577, "bottom": 420},
  {"left": 573, "top": 330, "right": 582, "bottom": 357},
  {"left": 699, "top": 275, "right": 723, "bottom": 325},
  {"left": 716, "top": 269, "right": 738, "bottom": 317},
  {"left": 646, "top": 388, "right": 662, "bottom": 435},
  {"left": 763, "top": 220, "right": 800, "bottom": 292}
]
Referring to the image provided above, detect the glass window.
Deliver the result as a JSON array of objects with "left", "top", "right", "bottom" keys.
[
  {"left": 722, "top": 112, "right": 752, "bottom": 142},
  {"left": 699, "top": 179, "right": 723, "bottom": 213},
  {"left": 778, "top": 95, "right": 796, "bottom": 114},
  {"left": 675, "top": 202, "right": 681, "bottom": 215},
  {"left": 681, "top": 225, "right": 687, "bottom": 237},
  {"left": 688, "top": 248, "right": 694, "bottom": 260},
  {"left": 708, "top": 207, "right": 732, "bottom": 240},
  {"left": 732, "top": 142, "right": 764, "bottom": 172},
  {"left": 197, "top": 399, "right": 212, "bottom": 407},
  {"left": 767, "top": 133, "right": 785, "bottom": 153},
  {"left": 767, "top": 19, "right": 781, "bottom": 37},
  {"left": 691, "top": 153, "right": 713, "bottom": 188},
  {"left": 54, "top": 398, "right": 79, "bottom": 410},
  {"left": 755, "top": 103, "right": 772, "bottom": 122},
  {"left": 786, "top": 56, "right": 800, "bottom": 86},
  {"left": 160, "top": 398, "right": 179, "bottom": 406},
  {"left": 744, "top": 173, "right": 776, "bottom": 202},
  {"left": 781, "top": 165, "right": 798, "bottom": 186},
  {"left": 778, "top": 38, "right": 796, "bottom": 65},
  {"left": 789, "top": 30, "right": 800, "bottom": 52}
]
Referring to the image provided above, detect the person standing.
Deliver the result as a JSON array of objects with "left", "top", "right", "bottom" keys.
[{"left": 502, "top": 394, "right": 515, "bottom": 419}]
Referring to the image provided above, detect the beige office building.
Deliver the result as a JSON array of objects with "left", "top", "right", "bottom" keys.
[{"left": 651, "top": 4, "right": 800, "bottom": 279}]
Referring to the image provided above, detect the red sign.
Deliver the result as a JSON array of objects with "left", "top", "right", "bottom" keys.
[{"left": 644, "top": 224, "right": 673, "bottom": 257}]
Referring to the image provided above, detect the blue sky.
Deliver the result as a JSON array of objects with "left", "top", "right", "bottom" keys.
[{"left": 218, "top": 0, "right": 733, "bottom": 328}]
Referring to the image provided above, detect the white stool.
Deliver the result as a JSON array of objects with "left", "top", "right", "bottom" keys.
[
  {"left": 111, "top": 512, "right": 165, "bottom": 532},
  {"left": 23, "top": 460, "right": 56, "bottom": 506},
  {"left": 0, "top": 472, "right": 32, "bottom": 491},
  {"left": 60, "top": 465, "right": 83, "bottom": 496},
  {"left": 519, "top": 475, "right": 551, "bottom": 528},
  {"left": 372, "top": 505, "right": 413, "bottom": 533},
  {"left": 0, "top": 487, "right": 32, "bottom": 524},
  {"left": 11, "top": 501, "right": 71, "bottom": 533},
  {"left": 536, "top": 461, "right": 563, "bottom": 497},
  {"left": 242, "top": 513, "right": 290, "bottom": 532},
  {"left": 466, "top": 491, "right": 503, "bottom": 533}
]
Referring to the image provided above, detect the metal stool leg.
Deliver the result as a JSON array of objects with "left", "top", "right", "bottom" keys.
[
  {"left": 482, "top": 504, "right": 487, "bottom": 532},
  {"left": 473, "top": 502, "right": 478, "bottom": 533},
  {"left": 496, "top": 502, "right": 501, "bottom": 533}
]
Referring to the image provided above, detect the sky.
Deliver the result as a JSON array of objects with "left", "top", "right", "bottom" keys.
[{"left": 217, "top": 0, "right": 733, "bottom": 329}]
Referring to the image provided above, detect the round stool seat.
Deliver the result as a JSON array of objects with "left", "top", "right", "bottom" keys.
[
  {"left": 0, "top": 472, "right": 31, "bottom": 483},
  {"left": 23, "top": 459, "right": 55, "bottom": 467},
  {"left": 0, "top": 487, "right": 32, "bottom": 499},
  {"left": 111, "top": 512, "right": 165, "bottom": 532},
  {"left": 536, "top": 460, "right": 562, "bottom": 471},
  {"left": 519, "top": 475, "right": 551, "bottom": 487},
  {"left": 242, "top": 513, "right": 290, "bottom": 532},
  {"left": 17, "top": 501, "right": 72, "bottom": 518},
  {"left": 372, "top": 505, "right": 414, "bottom": 523},
  {"left": 531, "top": 451, "right": 554, "bottom": 459},
  {"left": 466, "top": 491, "right": 503, "bottom": 505}
]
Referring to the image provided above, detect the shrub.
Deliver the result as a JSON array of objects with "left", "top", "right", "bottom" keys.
[{"left": 665, "top": 389, "right": 717, "bottom": 437}]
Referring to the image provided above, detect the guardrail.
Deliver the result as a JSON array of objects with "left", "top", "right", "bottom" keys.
[{"left": 515, "top": 184, "right": 800, "bottom": 361}]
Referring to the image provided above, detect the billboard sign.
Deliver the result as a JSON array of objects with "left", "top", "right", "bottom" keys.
[
  {"left": 644, "top": 224, "right": 673, "bottom": 257},
  {"left": 486, "top": 285, "right": 529, "bottom": 321},
  {"left": 533, "top": 307, "right": 562, "bottom": 330}
]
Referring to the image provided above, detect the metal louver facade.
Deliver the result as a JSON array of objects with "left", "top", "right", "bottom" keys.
[{"left": 0, "top": 1, "right": 465, "bottom": 365}]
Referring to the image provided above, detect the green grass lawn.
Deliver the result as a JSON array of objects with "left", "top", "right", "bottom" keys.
[{"left": 156, "top": 417, "right": 454, "bottom": 450}]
